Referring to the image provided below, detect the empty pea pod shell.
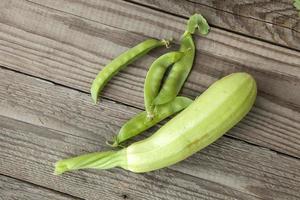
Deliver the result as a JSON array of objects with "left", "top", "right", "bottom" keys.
[
  {"left": 110, "top": 96, "right": 193, "bottom": 147},
  {"left": 54, "top": 72, "right": 257, "bottom": 174},
  {"left": 91, "top": 38, "right": 169, "bottom": 104}
]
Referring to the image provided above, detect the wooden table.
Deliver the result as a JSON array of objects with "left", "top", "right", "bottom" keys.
[{"left": 0, "top": 1, "right": 299, "bottom": 199}]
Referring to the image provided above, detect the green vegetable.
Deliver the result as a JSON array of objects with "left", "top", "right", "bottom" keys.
[
  {"left": 144, "top": 51, "right": 185, "bottom": 119},
  {"left": 186, "top": 13, "right": 210, "bottom": 35},
  {"left": 91, "top": 39, "right": 170, "bottom": 104},
  {"left": 153, "top": 14, "right": 210, "bottom": 105},
  {"left": 294, "top": 0, "right": 300, "bottom": 15},
  {"left": 153, "top": 33, "right": 195, "bottom": 105},
  {"left": 294, "top": 0, "right": 300, "bottom": 9},
  {"left": 110, "top": 96, "right": 193, "bottom": 147},
  {"left": 55, "top": 72, "right": 257, "bottom": 174}
]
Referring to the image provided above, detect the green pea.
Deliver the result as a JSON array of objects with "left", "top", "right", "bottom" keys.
[
  {"left": 109, "top": 96, "right": 193, "bottom": 147},
  {"left": 144, "top": 51, "right": 184, "bottom": 119},
  {"left": 91, "top": 39, "right": 170, "bottom": 104}
]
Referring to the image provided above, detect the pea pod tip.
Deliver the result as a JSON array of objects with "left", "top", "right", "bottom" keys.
[{"left": 54, "top": 161, "right": 69, "bottom": 175}]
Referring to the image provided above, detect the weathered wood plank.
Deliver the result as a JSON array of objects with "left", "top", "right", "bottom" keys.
[
  {"left": 0, "top": 0, "right": 299, "bottom": 157},
  {"left": 0, "top": 116, "right": 270, "bottom": 200},
  {"left": 0, "top": 67, "right": 300, "bottom": 200},
  {"left": 126, "top": 0, "right": 300, "bottom": 50},
  {"left": 0, "top": 175, "right": 80, "bottom": 200},
  {"left": 1, "top": 0, "right": 300, "bottom": 106}
]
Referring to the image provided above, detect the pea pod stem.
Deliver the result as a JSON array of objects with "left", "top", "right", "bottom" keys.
[
  {"left": 55, "top": 73, "right": 257, "bottom": 175},
  {"left": 91, "top": 38, "right": 170, "bottom": 104},
  {"left": 110, "top": 96, "right": 193, "bottom": 147}
]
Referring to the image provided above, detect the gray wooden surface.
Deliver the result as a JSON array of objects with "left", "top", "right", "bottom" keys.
[
  {"left": 0, "top": 175, "right": 79, "bottom": 200},
  {"left": 0, "top": 0, "right": 299, "bottom": 199},
  {"left": 129, "top": 0, "right": 300, "bottom": 50}
]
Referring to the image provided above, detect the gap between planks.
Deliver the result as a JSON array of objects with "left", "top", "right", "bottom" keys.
[
  {"left": 0, "top": 116, "right": 271, "bottom": 200},
  {"left": 125, "top": 0, "right": 300, "bottom": 51},
  {"left": 27, "top": 0, "right": 300, "bottom": 53},
  {"left": 0, "top": 174, "right": 84, "bottom": 200},
  {"left": 0, "top": 67, "right": 299, "bottom": 199},
  {"left": 0, "top": 64, "right": 136, "bottom": 112}
]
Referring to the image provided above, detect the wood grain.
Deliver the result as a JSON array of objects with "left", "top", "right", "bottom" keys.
[
  {"left": 1, "top": 0, "right": 299, "bottom": 106},
  {"left": 0, "top": 116, "right": 270, "bottom": 200},
  {"left": 0, "top": 175, "right": 80, "bottom": 200},
  {"left": 0, "top": 68, "right": 299, "bottom": 200},
  {"left": 0, "top": 0, "right": 299, "bottom": 157},
  {"left": 126, "top": 0, "right": 300, "bottom": 50}
]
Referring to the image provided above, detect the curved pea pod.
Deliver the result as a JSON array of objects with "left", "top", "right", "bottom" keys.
[
  {"left": 153, "top": 33, "right": 195, "bottom": 105},
  {"left": 110, "top": 96, "right": 193, "bottom": 147},
  {"left": 186, "top": 13, "right": 210, "bottom": 35},
  {"left": 144, "top": 51, "right": 185, "bottom": 119},
  {"left": 153, "top": 14, "right": 209, "bottom": 105},
  {"left": 54, "top": 73, "right": 257, "bottom": 175},
  {"left": 91, "top": 38, "right": 169, "bottom": 104}
]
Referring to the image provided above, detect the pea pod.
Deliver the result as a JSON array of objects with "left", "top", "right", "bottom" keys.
[
  {"left": 54, "top": 73, "right": 257, "bottom": 174},
  {"left": 153, "top": 33, "right": 195, "bottom": 105},
  {"left": 144, "top": 51, "right": 185, "bottom": 119},
  {"left": 153, "top": 14, "right": 209, "bottom": 105},
  {"left": 110, "top": 96, "right": 193, "bottom": 147},
  {"left": 186, "top": 13, "right": 210, "bottom": 35},
  {"left": 91, "top": 39, "right": 169, "bottom": 104}
]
